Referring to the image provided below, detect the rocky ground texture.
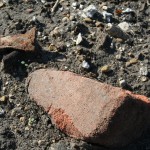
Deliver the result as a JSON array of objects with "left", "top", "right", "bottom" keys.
[{"left": 0, "top": 0, "right": 150, "bottom": 150}]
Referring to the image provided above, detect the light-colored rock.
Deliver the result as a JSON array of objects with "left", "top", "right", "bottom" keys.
[
  {"left": 118, "top": 22, "right": 129, "bottom": 32},
  {"left": 81, "top": 5, "right": 97, "bottom": 18},
  {"left": 76, "top": 33, "right": 82, "bottom": 45},
  {"left": 81, "top": 60, "right": 90, "bottom": 69}
]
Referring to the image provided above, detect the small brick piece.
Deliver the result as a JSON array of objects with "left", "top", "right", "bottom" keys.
[
  {"left": 0, "top": 27, "right": 36, "bottom": 52},
  {"left": 26, "top": 69, "right": 150, "bottom": 148}
]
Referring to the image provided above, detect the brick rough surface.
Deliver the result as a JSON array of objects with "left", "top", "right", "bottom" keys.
[
  {"left": 0, "top": 27, "right": 36, "bottom": 51},
  {"left": 26, "top": 69, "right": 150, "bottom": 148}
]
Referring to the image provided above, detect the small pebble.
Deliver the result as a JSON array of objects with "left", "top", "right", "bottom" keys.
[
  {"left": 82, "top": 60, "right": 90, "bottom": 69},
  {"left": 2, "top": 87, "right": 6, "bottom": 92},
  {"left": 26, "top": 9, "right": 33, "bottom": 13},
  {"left": 28, "top": 117, "right": 36, "bottom": 126},
  {"left": 16, "top": 103, "right": 21, "bottom": 107},
  {"left": 0, "top": 107, "right": 5, "bottom": 116},
  {"left": 62, "top": 16, "right": 69, "bottom": 22},
  {"left": 37, "top": 31, "right": 42, "bottom": 36},
  {"left": 8, "top": 94, "right": 15, "bottom": 103},
  {"left": 32, "top": 16, "right": 37, "bottom": 22},
  {"left": 116, "top": 54, "right": 122, "bottom": 60},
  {"left": 51, "top": 27, "right": 61, "bottom": 37},
  {"left": 59, "top": 7, "right": 63, "bottom": 11},
  {"left": 9, "top": 94, "right": 15, "bottom": 99},
  {"left": 51, "top": 139, "right": 56, "bottom": 143},
  {"left": 102, "top": 11, "right": 112, "bottom": 22},
  {"left": 100, "top": 65, "right": 110, "bottom": 73},
  {"left": 82, "top": 5, "right": 97, "bottom": 18},
  {"left": 83, "top": 17, "right": 93, "bottom": 23},
  {"left": 102, "top": 5, "right": 108, "bottom": 10},
  {"left": 38, "top": 140, "right": 45, "bottom": 146},
  {"left": 102, "top": 11, "right": 112, "bottom": 19},
  {"left": 139, "top": 65, "right": 148, "bottom": 76},
  {"left": 69, "top": 15, "right": 75, "bottom": 21},
  {"left": 72, "top": 2, "right": 77, "bottom": 8},
  {"left": 128, "top": 52, "right": 134, "bottom": 57},
  {"left": 20, "top": 117, "right": 25, "bottom": 122},
  {"left": 79, "top": 4, "right": 84, "bottom": 9},
  {"left": 106, "top": 23, "right": 129, "bottom": 41},
  {"left": 43, "top": 36, "right": 48, "bottom": 40},
  {"left": 141, "top": 76, "right": 148, "bottom": 82},
  {"left": 25, "top": 64, "right": 28, "bottom": 67},
  {"left": 118, "top": 22, "right": 129, "bottom": 32},
  {"left": 122, "top": 8, "right": 134, "bottom": 13},
  {"left": 0, "top": 1, "right": 4, "bottom": 7},
  {"left": 76, "top": 33, "right": 82, "bottom": 45},
  {"left": 0, "top": 96, "right": 7, "bottom": 102},
  {"left": 126, "top": 58, "right": 138, "bottom": 67},
  {"left": 25, "top": 126, "right": 30, "bottom": 131},
  {"left": 21, "top": 61, "right": 25, "bottom": 65},
  {"left": 61, "top": 66, "right": 68, "bottom": 71},
  {"left": 48, "top": 44, "right": 56, "bottom": 51},
  {"left": 33, "top": 140, "right": 38, "bottom": 146},
  {"left": 41, "top": 0, "right": 46, "bottom": 3},
  {"left": 115, "top": 38, "right": 123, "bottom": 43},
  {"left": 5, "top": 81, "right": 9, "bottom": 85},
  {"left": 95, "top": 21, "right": 102, "bottom": 27},
  {"left": 119, "top": 79, "right": 126, "bottom": 87}
]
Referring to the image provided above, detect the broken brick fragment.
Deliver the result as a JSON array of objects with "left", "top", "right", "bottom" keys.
[
  {"left": 0, "top": 27, "right": 36, "bottom": 52},
  {"left": 26, "top": 69, "right": 150, "bottom": 148}
]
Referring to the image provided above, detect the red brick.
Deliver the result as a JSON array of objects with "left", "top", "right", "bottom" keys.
[
  {"left": 0, "top": 27, "right": 36, "bottom": 52},
  {"left": 26, "top": 69, "right": 150, "bottom": 148}
]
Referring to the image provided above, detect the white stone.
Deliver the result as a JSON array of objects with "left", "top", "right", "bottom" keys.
[
  {"left": 72, "top": 2, "right": 77, "bottom": 8},
  {"left": 79, "top": 4, "right": 84, "bottom": 9},
  {"left": 59, "top": 7, "right": 63, "bottom": 11},
  {"left": 116, "top": 54, "right": 122, "bottom": 60},
  {"left": 62, "top": 17, "right": 69, "bottom": 22},
  {"left": 82, "top": 5, "right": 97, "bottom": 18},
  {"left": 102, "top": 11, "right": 112, "bottom": 19},
  {"left": 37, "top": 31, "right": 42, "bottom": 36},
  {"left": 43, "top": 36, "right": 48, "bottom": 40},
  {"left": 41, "top": 0, "right": 46, "bottom": 3},
  {"left": 141, "top": 76, "right": 147, "bottom": 82},
  {"left": 119, "top": 79, "right": 126, "bottom": 87},
  {"left": 139, "top": 66, "right": 148, "bottom": 76},
  {"left": 76, "top": 33, "right": 82, "bottom": 45},
  {"left": 102, "top": 5, "right": 108, "bottom": 10},
  {"left": 32, "top": 16, "right": 37, "bottom": 22},
  {"left": 0, "top": 1, "right": 4, "bottom": 7},
  {"left": 122, "top": 8, "right": 134, "bottom": 13},
  {"left": 0, "top": 107, "right": 4, "bottom": 116},
  {"left": 106, "top": 23, "right": 113, "bottom": 28},
  {"left": 118, "top": 22, "right": 129, "bottom": 32},
  {"left": 82, "top": 60, "right": 90, "bottom": 69}
]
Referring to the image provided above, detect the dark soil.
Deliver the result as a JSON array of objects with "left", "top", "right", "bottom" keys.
[{"left": 0, "top": 0, "right": 150, "bottom": 149}]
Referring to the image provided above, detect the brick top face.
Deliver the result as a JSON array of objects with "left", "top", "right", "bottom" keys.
[{"left": 27, "top": 69, "right": 150, "bottom": 148}]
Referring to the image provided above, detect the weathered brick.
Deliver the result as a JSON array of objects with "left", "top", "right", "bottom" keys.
[
  {"left": 0, "top": 27, "right": 36, "bottom": 52},
  {"left": 26, "top": 69, "right": 150, "bottom": 148}
]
